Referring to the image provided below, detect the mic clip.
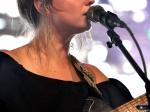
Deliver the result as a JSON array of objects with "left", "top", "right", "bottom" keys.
[{"left": 106, "top": 41, "right": 113, "bottom": 48}]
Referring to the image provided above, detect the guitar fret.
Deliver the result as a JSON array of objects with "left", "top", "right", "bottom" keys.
[
  {"left": 130, "top": 97, "right": 141, "bottom": 112},
  {"left": 124, "top": 100, "right": 140, "bottom": 112},
  {"left": 123, "top": 103, "right": 132, "bottom": 112},
  {"left": 133, "top": 94, "right": 147, "bottom": 112},
  {"left": 135, "top": 94, "right": 147, "bottom": 111},
  {"left": 111, "top": 94, "right": 147, "bottom": 112},
  {"left": 125, "top": 103, "right": 136, "bottom": 112},
  {"left": 135, "top": 99, "right": 143, "bottom": 105},
  {"left": 119, "top": 105, "right": 127, "bottom": 112},
  {"left": 139, "top": 94, "right": 147, "bottom": 103},
  {"left": 129, "top": 100, "right": 139, "bottom": 112}
]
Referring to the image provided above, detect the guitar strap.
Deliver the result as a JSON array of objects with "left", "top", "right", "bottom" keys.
[{"left": 71, "top": 55, "right": 110, "bottom": 105}]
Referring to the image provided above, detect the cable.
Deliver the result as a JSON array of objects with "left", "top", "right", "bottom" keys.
[{"left": 123, "top": 22, "right": 147, "bottom": 76}]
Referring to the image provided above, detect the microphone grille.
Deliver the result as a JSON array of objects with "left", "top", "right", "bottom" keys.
[{"left": 87, "top": 5, "right": 104, "bottom": 22}]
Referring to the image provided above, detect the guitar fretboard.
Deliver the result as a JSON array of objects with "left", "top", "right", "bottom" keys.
[{"left": 111, "top": 93, "right": 148, "bottom": 112}]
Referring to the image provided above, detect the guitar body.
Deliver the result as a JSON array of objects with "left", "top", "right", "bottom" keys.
[{"left": 82, "top": 97, "right": 112, "bottom": 112}]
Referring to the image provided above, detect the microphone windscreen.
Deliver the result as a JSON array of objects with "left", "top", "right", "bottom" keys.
[{"left": 87, "top": 5, "right": 105, "bottom": 22}]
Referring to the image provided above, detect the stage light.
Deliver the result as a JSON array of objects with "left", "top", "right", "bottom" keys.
[
  {"left": 87, "top": 44, "right": 108, "bottom": 62},
  {"left": 87, "top": 43, "right": 112, "bottom": 75},
  {"left": 0, "top": 35, "right": 30, "bottom": 50},
  {"left": 0, "top": 0, "right": 19, "bottom": 17},
  {"left": 108, "top": 0, "right": 147, "bottom": 12},
  {"left": 131, "top": 10, "right": 147, "bottom": 23},
  {"left": 122, "top": 62, "right": 135, "bottom": 74},
  {"left": 0, "top": 35, "right": 15, "bottom": 50},
  {"left": 122, "top": 40, "right": 133, "bottom": 51},
  {"left": 0, "top": 18, "right": 6, "bottom": 30}
]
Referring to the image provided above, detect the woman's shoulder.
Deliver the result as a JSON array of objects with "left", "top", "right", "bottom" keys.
[
  {"left": 0, "top": 50, "right": 23, "bottom": 67},
  {"left": 0, "top": 49, "right": 19, "bottom": 61},
  {"left": 0, "top": 46, "right": 28, "bottom": 65},
  {"left": 82, "top": 63, "right": 109, "bottom": 84},
  {"left": 0, "top": 50, "right": 14, "bottom": 58},
  {"left": 0, "top": 49, "right": 13, "bottom": 54},
  {"left": 0, "top": 50, "right": 19, "bottom": 73}
]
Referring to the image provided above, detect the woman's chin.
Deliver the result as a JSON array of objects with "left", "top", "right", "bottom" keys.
[
  {"left": 83, "top": 24, "right": 92, "bottom": 32},
  {"left": 70, "top": 23, "right": 92, "bottom": 35}
]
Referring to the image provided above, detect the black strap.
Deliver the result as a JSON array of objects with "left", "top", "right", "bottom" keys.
[{"left": 71, "top": 55, "right": 110, "bottom": 104}]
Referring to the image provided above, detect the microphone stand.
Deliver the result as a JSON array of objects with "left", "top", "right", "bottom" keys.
[{"left": 106, "top": 30, "right": 150, "bottom": 111}]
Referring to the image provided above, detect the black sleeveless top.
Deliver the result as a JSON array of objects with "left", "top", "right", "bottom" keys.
[{"left": 0, "top": 52, "right": 133, "bottom": 112}]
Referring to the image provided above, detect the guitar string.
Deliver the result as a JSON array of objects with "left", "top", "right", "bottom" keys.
[
  {"left": 116, "top": 104, "right": 126, "bottom": 112},
  {"left": 122, "top": 103, "right": 133, "bottom": 112},
  {"left": 124, "top": 102, "right": 132, "bottom": 112},
  {"left": 112, "top": 94, "right": 147, "bottom": 112},
  {"left": 129, "top": 94, "right": 147, "bottom": 112},
  {"left": 139, "top": 94, "right": 147, "bottom": 104},
  {"left": 130, "top": 95, "right": 145, "bottom": 112},
  {"left": 129, "top": 99, "right": 138, "bottom": 112},
  {"left": 134, "top": 96, "right": 142, "bottom": 112},
  {"left": 130, "top": 99, "right": 140, "bottom": 112}
]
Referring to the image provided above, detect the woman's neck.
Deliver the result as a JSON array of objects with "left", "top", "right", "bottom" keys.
[{"left": 28, "top": 33, "right": 73, "bottom": 61}]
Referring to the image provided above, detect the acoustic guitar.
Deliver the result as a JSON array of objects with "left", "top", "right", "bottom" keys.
[{"left": 111, "top": 93, "right": 148, "bottom": 112}]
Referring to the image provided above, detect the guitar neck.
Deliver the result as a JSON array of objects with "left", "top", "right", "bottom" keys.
[{"left": 111, "top": 93, "right": 147, "bottom": 112}]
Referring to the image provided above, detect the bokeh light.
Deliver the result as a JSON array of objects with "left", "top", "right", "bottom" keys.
[
  {"left": 108, "top": 0, "right": 147, "bottom": 12},
  {"left": 132, "top": 10, "right": 147, "bottom": 23},
  {"left": 0, "top": 0, "right": 19, "bottom": 17},
  {"left": 122, "top": 40, "right": 133, "bottom": 51},
  {"left": 0, "top": 18, "right": 6, "bottom": 30}
]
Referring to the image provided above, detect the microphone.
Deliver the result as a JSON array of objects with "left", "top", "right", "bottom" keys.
[{"left": 87, "top": 5, "right": 126, "bottom": 30}]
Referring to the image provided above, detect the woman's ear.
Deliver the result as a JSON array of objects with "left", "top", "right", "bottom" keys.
[
  {"left": 34, "top": 0, "right": 50, "bottom": 14},
  {"left": 34, "top": 0, "right": 43, "bottom": 13}
]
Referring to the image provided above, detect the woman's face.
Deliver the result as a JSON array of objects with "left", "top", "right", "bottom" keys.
[{"left": 48, "top": 0, "right": 95, "bottom": 37}]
